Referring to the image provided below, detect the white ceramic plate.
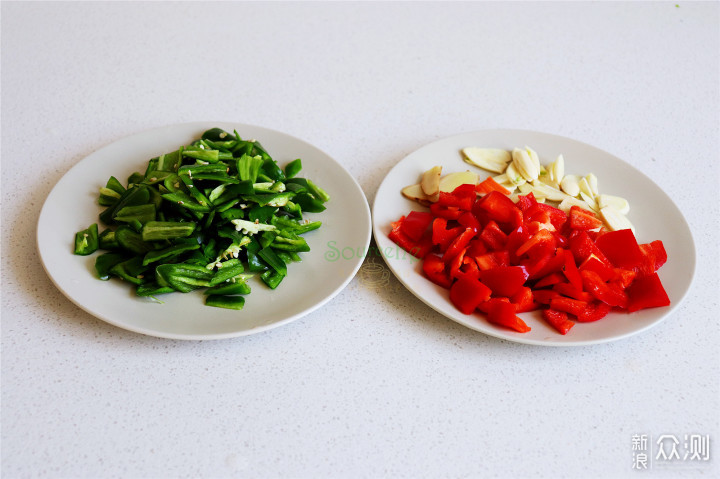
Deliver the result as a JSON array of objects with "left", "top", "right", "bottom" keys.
[
  {"left": 373, "top": 129, "right": 695, "bottom": 346},
  {"left": 38, "top": 122, "right": 371, "bottom": 340}
]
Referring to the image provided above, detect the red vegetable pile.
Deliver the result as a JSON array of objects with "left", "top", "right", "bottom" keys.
[{"left": 388, "top": 183, "right": 670, "bottom": 334}]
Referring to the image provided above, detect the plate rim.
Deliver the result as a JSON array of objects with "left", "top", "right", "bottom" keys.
[
  {"left": 37, "top": 121, "right": 372, "bottom": 340},
  {"left": 372, "top": 128, "right": 697, "bottom": 347}
]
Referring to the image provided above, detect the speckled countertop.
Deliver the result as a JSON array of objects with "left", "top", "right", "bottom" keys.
[{"left": 2, "top": 2, "right": 718, "bottom": 478}]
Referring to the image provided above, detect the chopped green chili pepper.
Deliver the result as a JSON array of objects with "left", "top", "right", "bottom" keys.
[{"left": 73, "top": 127, "right": 327, "bottom": 310}]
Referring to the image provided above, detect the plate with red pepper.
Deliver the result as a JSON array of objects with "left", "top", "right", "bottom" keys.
[{"left": 372, "top": 130, "right": 695, "bottom": 346}]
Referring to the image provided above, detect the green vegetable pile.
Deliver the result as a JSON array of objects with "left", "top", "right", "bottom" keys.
[{"left": 73, "top": 128, "right": 329, "bottom": 310}]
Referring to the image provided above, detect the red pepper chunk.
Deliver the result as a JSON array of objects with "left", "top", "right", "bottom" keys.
[
  {"left": 577, "top": 301, "right": 611, "bottom": 323},
  {"left": 422, "top": 254, "right": 453, "bottom": 288},
  {"left": 562, "top": 248, "right": 584, "bottom": 291},
  {"left": 388, "top": 217, "right": 433, "bottom": 258},
  {"left": 478, "top": 266, "right": 529, "bottom": 298},
  {"left": 542, "top": 309, "right": 575, "bottom": 335},
  {"left": 550, "top": 297, "right": 588, "bottom": 317},
  {"left": 400, "top": 211, "right": 433, "bottom": 242},
  {"left": 480, "top": 221, "right": 508, "bottom": 251},
  {"left": 638, "top": 240, "right": 668, "bottom": 276},
  {"left": 594, "top": 229, "right": 644, "bottom": 271},
  {"left": 432, "top": 218, "right": 462, "bottom": 252},
  {"left": 579, "top": 254, "right": 615, "bottom": 282},
  {"left": 569, "top": 205, "right": 603, "bottom": 230},
  {"left": 486, "top": 299, "right": 531, "bottom": 332},
  {"left": 476, "top": 191, "right": 523, "bottom": 230},
  {"left": 444, "top": 227, "right": 476, "bottom": 261},
  {"left": 626, "top": 273, "right": 670, "bottom": 312},
  {"left": 511, "top": 286, "right": 538, "bottom": 313},
  {"left": 449, "top": 275, "right": 491, "bottom": 315},
  {"left": 580, "top": 269, "right": 628, "bottom": 308}
]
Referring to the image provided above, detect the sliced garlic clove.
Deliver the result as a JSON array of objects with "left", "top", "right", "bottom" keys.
[
  {"left": 597, "top": 194, "right": 630, "bottom": 215},
  {"left": 560, "top": 174, "right": 581, "bottom": 197},
  {"left": 585, "top": 173, "right": 599, "bottom": 196},
  {"left": 505, "top": 161, "right": 527, "bottom": 186},
  {"left": 578, "top": 177, "right": 595, "bottom": 200},
  {"left": 512, "top": 148, "right": 539, "bottom": 182},
  {"left": 552, "top": 155, "right": 565, "bottom": 184},
  {"left": 525, "top": 146, "right": 542, "bottom": 176},
  {"left": 600, "top": 206, "right": 634, "bottom": 233},
  {"left": 579, "top": 191, "right": 599, "bottom": 212},
  {"left": 439, "top": 170, "right": 479, "bottom": 193},
  {"left": 558, "top": 196, "right": 593, "bottom": 213},
  {"left": 493, "top": 173, "right": 517, "bottom": 193},
  {"left": 529, "top": 179, "right": 568, "bottom": 202},
  {"left": 462, "top": 148, "right": 511, "bottom": 173}
]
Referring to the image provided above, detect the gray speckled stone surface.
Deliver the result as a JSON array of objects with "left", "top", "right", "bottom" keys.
[{"left": 2, "top": 2, "right": 718, "bottom": 478}]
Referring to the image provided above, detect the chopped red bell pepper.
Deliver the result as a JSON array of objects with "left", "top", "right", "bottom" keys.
[
  {"left": 444, "top": 227, "right": 476, "bottom": 261},
  {"left": 533, "top": 289, "right": 561, "bottom": 305},
  {"left": 569, "top": 230, "right": 610, "bottom": 264},
  {"left": 400, "top": 210, "right": 433, "bottom": 241},
  {"left": 515, "top": 193, "right": 538, "bottom": 212},
  {"left": 580, "top": 269, "right": 628, "bottom": 308},
  {"left": 562, "top": 248, "right": 584, "bottom": 291},
  {"left": 480, "top": 220, "right": 508, "bottom": 251},
  {"left": 478, "top": 266, "right": 529, "bottom": 297},
  {"left": 432, "top": 218, "right": 462, "bottom": 252},
  {"left": 612, "top": 268, "right": 637, "bottom": 289},
  {"left": 516, "top": 229, "right": 556, "bottom": 257},
  {"left": 579, "top": 254, "right": 615, "bottom": 282},
  {"left": 388, "top": 217, "right": 433, "bottom": 258},
  {"left": 542, "top": 309, "right": 575, "bottom": 335},
  {"left": 511, "top": 286, "right": 538, "bottom": 313},
  {"left": 569, "top": 205, "right": 603, "bottom": 230},
  {"left": 437, "top": 185, "right": 475, "bottom": 211},
  {"left": 553, "top": 282, "right": 593, "bottom": 302},
  {"left": 430, "top": 202, "right": 462, "bottom": 220},
  {"left": 534, "top": 272, "right": 565, "bottom": 289},
  {"left": 576, "top": 301, "right": 611, "bottom": 323},
  {"left": 477, "top": 296, "right": 510, "bottom": 314},
  {"left": 458, "top": 211, "right": 481, "bottom": 232},
  {"left": 422, "top": 253, "right": 453, "bottom": 288},
  {"left": 550, "top": 297, "right": 588, "bottom": 317},
  {"left": 638, "top": 240, "right": 668, "bottom": 276},
  {"left": 529, "top": 247, "right": 566, "bottom": 280},
  {"left": 486, "top": 299, "right": 531, "bottom": 332},
  {"left": 466, "top": 238, "right": 488, "bottom": 257},
  {"left": 476, "top": 191, "right": 523, "bottom": 231},
  {"left": 525, "top": 202, "right": 567, "bottom": 231},
  {"left": 594, "top": 229, "right": 644, "bottom": 271},
  {"left": 626, "top": 273, "right": 670, "bottom": 312},
  {"left": 474, "top": 251, "right": 510, "bottom": 270},
  {"left": 449, "top": 275, "right": 491, "bottom": 314}
]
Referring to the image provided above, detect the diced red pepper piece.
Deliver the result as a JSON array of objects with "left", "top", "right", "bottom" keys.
[
  {"left": 478, "top": 266, "right": 529, "bottom": 297},
  {"left": 474, "top": 251, "right": 510, "bottom": 270},
  {"left": 476, "top": 191, "right": 523, "bottom": 231},
  {"left": 444, "top": 227, "right": 476, "bottom": 261},
  {"left": 577, "top": 301, "right": 611, "bottom": 323},
  {"left": 477, "top": 296, "right": 510, "bottom": 314},
  {"left": 475, "top": 177, "right": 511, "bottom": 196},
  {"left": 514, "top": 193, "right": 537, "bottom": 212},
  {"left": 594, "top": 229, "right": 644, "bottom": 271},
  {"left": 480, "top": 220, "right": 508, "bottom": 251},
  {"left": 550, "top": 297, "right": 588, "bottom": 317},
  {"left": 437, "top": 184, "right": 475, "bottom": 211},
  {"left": 580, "top": 269, "right": 628, "bottom": 308},
  {"left": 553, "top": 282, "right": 593, "bottom": 302},
  {"left": 486, "top": 299, "right": 531, "bottom": 332},
  {"left": 516, "top": 229, "right": 556, "bottom": 257},
  {"left": 432, "top": 218, "right": 462, "bottom": 252},
  {"left": 569, "top": 205, "right": 603, "bottom": 230},
  {"left": 534, "top": 272, "right": 565, "bottom": 289},
  {"left": 626, "top": 273, "right": 670, "bottom": 312},
  {"left": 422, "top": 253, "right": 453, "bottom": 288},
  {"left": 511, "top": 286, "right": 538, "bottom": 313},
  {"left": 612, "top": 268, "right": 637, "bottom": 289},
  {"left": 638, "top": 240, "right": 668, "bottom": 276},
  {"left": 449, "top": 248, "right": 478, "bottom": 281},
  {"left": 525, "top": 202, "right": 567, "bottom": 231},
  {"left": 529, "top": 247, "right": 566, "bottom": 280},
  {"left": 505, "top": 225, "right": 531, "bottom": 262},
  {"left": 458, "top": 211, "right": 481, "bottom": 233},
  {"left": 562, "top": 248, "right": 583, "bottom": 291},
  {"left": 466, "top": 238, "right": 488, "bottom": 258},
  {"left": 430, "top": 202, "right": 462, "bottom": 220},
  {"left": 400, "top": 210, "right": 433, "bottom": 241},
  {"left": 569, "top": 231, "right": 610, "bottom": 265},
  {"left": 388, "top": 217, "right": 433, "bottom": 258},
  {"left": 579, "top": 254, "right": 615, "bottom": 282},
  {"left": 449, "top": 275, "right": 492, "bottom": 314},
  {"left": 533, "top": 289, "right": 561, "bottom": 305},
  {"left": 542, "top": 309, "right": 575, "bottom": 335}
]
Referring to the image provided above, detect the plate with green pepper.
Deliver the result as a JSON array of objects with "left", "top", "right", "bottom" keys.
[{"left": 38, "top": 122, "right": 371, "bottom": 339}]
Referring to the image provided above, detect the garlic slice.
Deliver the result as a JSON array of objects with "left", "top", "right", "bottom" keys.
[
  {"left": 560, "top": 174, "right": 581, "bottom": 197},
  {"left": 512, "top": 148, "right": 539, "bottom": 182},
  {"left": 505, "top": 162, "right": 527, "bottom": 186},
  {"left": 462, "top": 148, "right": 511, "bottom": 173},
  {"left": 579, "top": 192, "right": 599, "bottom": 212},
  {"left": 597, "top": 194, "right": 630, "bottom": 215},
  {"left": 529, "top": 179, "right": 568, "bottom": 202},
  {"left": 585, "top": 173, "right": 599, "bottom": 196},
  {"left": 600, "top": 206, "right": 635, "bottom": 233}
]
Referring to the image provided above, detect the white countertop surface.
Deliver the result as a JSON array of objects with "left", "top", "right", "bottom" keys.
[{"left": 2, "top": 2, "right": 718, "bottom": 478}]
